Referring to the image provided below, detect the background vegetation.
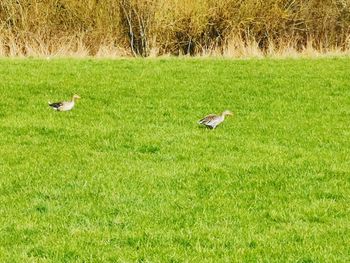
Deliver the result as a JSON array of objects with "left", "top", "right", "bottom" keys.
[
  {"left": 0, "top": 0, "right": 349, "bottom": 57},
  {"left": 0, "top": 58, "right": 349, "bottom": 261}
]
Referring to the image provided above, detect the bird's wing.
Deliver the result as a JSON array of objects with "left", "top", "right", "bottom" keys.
[
  {"left": 49, "top": 101, "right": 64, "bottom": 108},
  {"left": 198, "top": 114, "right": 217, "bottom": 124}
]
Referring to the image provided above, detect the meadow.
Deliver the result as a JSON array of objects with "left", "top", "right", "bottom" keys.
[{"left": 0, "top": 58, "right": 349, "bottom": 262}]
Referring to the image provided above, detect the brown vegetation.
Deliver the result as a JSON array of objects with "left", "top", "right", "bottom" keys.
[{"left": 0, "top": 0, "right": 349, "bottom": 57}]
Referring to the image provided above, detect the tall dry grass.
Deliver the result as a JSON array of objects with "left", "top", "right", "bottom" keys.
[{"left": 0, "top": 0, "right": 349, "bottom": 57}]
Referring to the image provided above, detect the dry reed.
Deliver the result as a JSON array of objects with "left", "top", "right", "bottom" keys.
[{"left": 0, "top": 0, "right": 349, "bottom": 57}]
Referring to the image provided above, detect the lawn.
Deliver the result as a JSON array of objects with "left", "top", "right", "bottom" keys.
[{"left": 0, "top": 58, "right": 349, "bottom": 262}]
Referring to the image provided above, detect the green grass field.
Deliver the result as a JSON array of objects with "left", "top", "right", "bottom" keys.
[{"left": 0, "top": 58, "right": 349, "bottom": 262}]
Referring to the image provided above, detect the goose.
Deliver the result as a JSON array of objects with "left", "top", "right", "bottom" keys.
[
  {"left": 198, "top": 110, "right": 233, "bottom": 129},
  {"left": 48, "top": 94, "right": 81, "bottom": 111}
]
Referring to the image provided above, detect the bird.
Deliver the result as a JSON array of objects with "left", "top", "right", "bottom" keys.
[
  {"left": 198, "top": 110, "right": 233, "bottom": 129},
  {"left": 48, "top": 94, "right": 81, "bottom": 111}
]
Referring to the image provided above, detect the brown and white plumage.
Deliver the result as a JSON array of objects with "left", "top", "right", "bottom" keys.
[
  {"left": 49, "top": 94, "right": 81, "bottom": 111},
  {"left": 198, "top": 110, "right": 233, "bottom": 129}
]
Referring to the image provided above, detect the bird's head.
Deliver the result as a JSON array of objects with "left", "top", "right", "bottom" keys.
[
  {"left": 222, "top": 110, "right": 233, "bottom": 116},
  {"left": 73, "top": 94, "right": 81, "bottom": 100}
]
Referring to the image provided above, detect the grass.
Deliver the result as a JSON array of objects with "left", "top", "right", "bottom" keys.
[{"left": 0, "top": 57, "right": 349, "bottom": 262}]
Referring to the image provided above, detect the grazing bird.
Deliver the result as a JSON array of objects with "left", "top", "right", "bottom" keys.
[
  {"left": 48, "top": 94, "right": 81, "bottom": 111},
  {"left": 198, "top": 110, "right": 233, "bottom": 129}
]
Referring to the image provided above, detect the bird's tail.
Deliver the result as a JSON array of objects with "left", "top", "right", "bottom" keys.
[{"left": 198, "top": 118, "right": 205, "bottom": 124}]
